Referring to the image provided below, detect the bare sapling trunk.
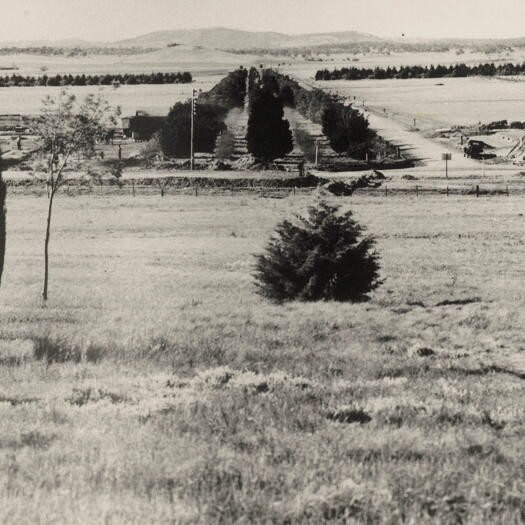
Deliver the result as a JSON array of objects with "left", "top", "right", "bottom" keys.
[{"left": 42, "top": 187, "right": 55, "bottom": 302}]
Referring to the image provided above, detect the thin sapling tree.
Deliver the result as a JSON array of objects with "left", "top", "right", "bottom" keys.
[{"left": 33, "top": 90, "right": 119, "bottom": 301}]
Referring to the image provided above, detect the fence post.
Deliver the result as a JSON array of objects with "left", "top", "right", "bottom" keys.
[
  {"left": 293, "top": 186, "right": 296, "bottom": 196},
  {"left": 506, "top": 184, "right": 509, "bottom": 197},
  {"left": 385, "top": 185, "right": 388, "bottom": 197},
  {"left": 194, "top": 186, "right": 198, "bottom": 197},
  {"left": 446, "top": 186, "right": 449, "bottom": 197},
  {"left": 132, "top": 180, "right": 135, "bottom": 197},
  {"left": 416, "top": 185, "right": 418, "bottom": 197},
  {"left": 476, "top": 185, "right": 480, "bottom": 197}
]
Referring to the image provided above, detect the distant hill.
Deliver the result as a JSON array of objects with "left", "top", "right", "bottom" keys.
[
  {"left": 3, "top": 28, "right": 525, "bottom": 55},
  {"left": 114, "top": 27, "right": 381, "bottom": 50}
]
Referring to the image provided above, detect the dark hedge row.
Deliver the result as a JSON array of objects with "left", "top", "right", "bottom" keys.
[
  {"left": 316, "top": 62, "right": 525, "bottom": 81},
  {"left": 0, "top": 72, "right": 192, "bottom": 87}
]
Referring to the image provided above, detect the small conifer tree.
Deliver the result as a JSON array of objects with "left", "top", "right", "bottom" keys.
[{"left": 254, "top": 200, "right": 381, "bottom": 302}]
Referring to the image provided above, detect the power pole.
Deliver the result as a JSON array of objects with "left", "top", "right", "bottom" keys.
[
  {"left": 190, "top": 89, "right": 197, "bottom": 171},
  {"left": 442, "top": 153, "right": 451, "bottom": 178},
  {"left": 315, "top": 139, "right": 320, "bottom": 166}
]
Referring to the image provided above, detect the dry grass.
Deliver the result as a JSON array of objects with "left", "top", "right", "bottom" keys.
[
  {"left": 0, "top": 192, "right": 524, "bottom": 523},
  {"left": 313, "top": 76, "right": 525, "bottom": 131}
]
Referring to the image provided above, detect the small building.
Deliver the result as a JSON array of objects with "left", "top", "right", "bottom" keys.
[{"left": 121, "top": 111, "right": 166, "bottom": 141}]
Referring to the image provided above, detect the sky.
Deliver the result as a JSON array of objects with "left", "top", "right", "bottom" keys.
[{"left": 3, "top": 0, "right": 525, "bottom": 42}]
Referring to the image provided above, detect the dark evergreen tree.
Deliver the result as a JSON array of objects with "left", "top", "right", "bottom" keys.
[
  {"left": 322, "top": 102, "right": 370, "bottom": 159},
  {"left": 160, "top": 101, "right": 226, "bottom": 158},
  {"left": 198, "top": 68, "right": 247, "bottom": 109},
  {"left": 254, "top": 200, "right": 381, "bottom": 302},
  {"left": 246, "top": 88, "right": 293, "bottom": 162},
  {"left": 279, "top": 85, "right": 295, "bottom": 107}
]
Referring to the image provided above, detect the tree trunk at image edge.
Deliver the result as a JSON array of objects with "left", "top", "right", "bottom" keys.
[
  {"left": 42, "top": 193, "right": 54, "bottom": 302},
  {"left": 0, "top": 157, "right": 6, "bottom": 287}
]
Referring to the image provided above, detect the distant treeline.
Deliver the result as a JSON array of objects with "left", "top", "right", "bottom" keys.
[
  {"left": 0, "top": 46, "right": 159, "bottom": 57},
  {"left": 316, "top": 62, "right": 525, "bottom": 81},
  {"left": 0, "top": 71, "right": 192, "bottom": 87},
  {"left": 225, "top": 39, "right": 525, "bottom": 59},
  {"left": 225, "top": 41, "right": 452, "bottom": 58}
]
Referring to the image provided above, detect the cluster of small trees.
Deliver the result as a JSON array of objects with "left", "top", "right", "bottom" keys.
[
  {"left": 316, "top": 61, "right": 525, "bottom": 81},
  {"left": 160, "top": 103, "right": 226, "bottom": 157},
  {"left": 0, "top": 72, "right": 192, "bottom": 88},
  {"left": 0, "top": 46, "right": 158, "bottom": 56}
]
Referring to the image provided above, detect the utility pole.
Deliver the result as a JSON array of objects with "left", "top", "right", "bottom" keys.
[
  {"left": 190, "top": 89, "right": 197, "bottom": 171},
  {"left": 442, "top": 153, "right": 451, "bottom": 178},
  {"left": 315, "top": 139, "right": 320, "bottom": 166}
]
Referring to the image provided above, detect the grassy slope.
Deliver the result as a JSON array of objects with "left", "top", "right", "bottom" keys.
[{"left": 0, "top": 193, "right": 524, "bottom": 524}]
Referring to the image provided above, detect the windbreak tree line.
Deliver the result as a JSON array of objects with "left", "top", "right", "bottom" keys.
[
  {"left": 315, "top": 61, "right": 525, "bottom": 81},
  {"left": 0, "top": 72, "right": 192, "bottom": 88},
  {"left": 258, "top": 69, "right": 374, "bottom": 160}
]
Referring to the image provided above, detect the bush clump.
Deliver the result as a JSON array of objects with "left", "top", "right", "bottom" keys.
[{"left": 254, "top": 199, "right": 381, "bottom": 302}]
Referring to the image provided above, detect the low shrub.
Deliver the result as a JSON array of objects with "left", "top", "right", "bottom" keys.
[{"left": 215, "top": 130, "right": 235, "bottom": 160}]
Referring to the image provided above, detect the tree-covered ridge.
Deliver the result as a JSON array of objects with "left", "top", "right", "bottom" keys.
[
  {"left": 316, "top": 61, "right": 525, "bottom": 81},
  {"left": 0, "top": 71, "right": 192, "bottom": 87}
]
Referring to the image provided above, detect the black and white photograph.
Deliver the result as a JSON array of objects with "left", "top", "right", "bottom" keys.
[{"left": 0, "top": 0, "right": 524, "bottom": 523}]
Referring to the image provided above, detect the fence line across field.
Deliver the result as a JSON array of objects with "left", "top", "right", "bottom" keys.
[{"left": 4, "top": 179, "right": 517, "bottom": 199}]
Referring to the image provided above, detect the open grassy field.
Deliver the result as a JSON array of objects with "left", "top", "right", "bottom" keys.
[
  {"left": 0, "top": 78, "right": 222, "bottom": 117},
  {"left": 0, "top": 46, "right": 272, "bottom": 77},
  {"left": 0, "top": 192, "right": 524, "bottom": 523},
  {"left": 312, "top": 76, "right": 525, "bottom": 132}
]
